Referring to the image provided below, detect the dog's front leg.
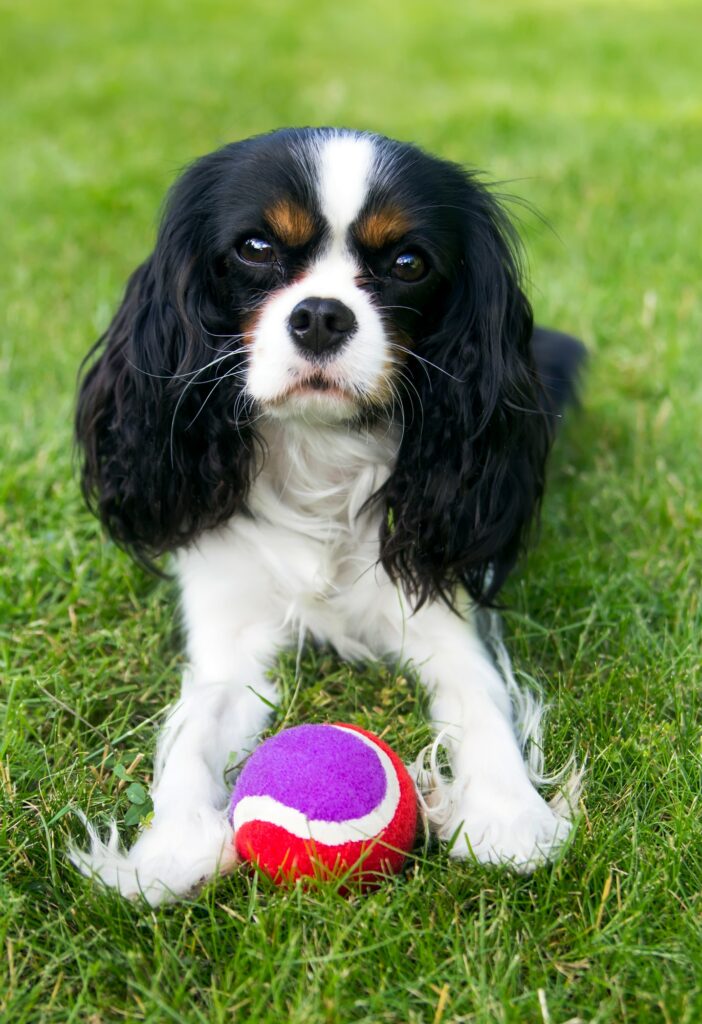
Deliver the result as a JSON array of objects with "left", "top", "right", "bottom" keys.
[
  {"left": 71, "top": 540, "right": 287, "bottom": 904},
  {"left": 401, "top": 599, "right": 572, "bottom": 871}
]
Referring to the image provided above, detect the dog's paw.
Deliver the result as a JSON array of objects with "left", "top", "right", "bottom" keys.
[
  {"left": 440, "top": 786, "right": 572, "bottom": 873},
  {"left": 69, "top": 807, "right": 238, "bottom": 905}
]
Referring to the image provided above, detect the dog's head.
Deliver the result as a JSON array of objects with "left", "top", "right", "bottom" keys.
[{"left": 77, "top": 127, "right": 551, "bottom": 604}]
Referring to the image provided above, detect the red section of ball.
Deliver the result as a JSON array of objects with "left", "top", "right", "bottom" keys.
[{"left": 234, "top": 723, "right": 417, "bottom": 885}]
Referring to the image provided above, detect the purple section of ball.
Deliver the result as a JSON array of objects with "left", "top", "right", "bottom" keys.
[{"left": 230, "top": 724, "right": 386, "bottom": 823}]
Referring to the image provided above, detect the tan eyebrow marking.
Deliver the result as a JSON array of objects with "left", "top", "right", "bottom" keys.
[
  {"left": 355, "top": 206, "right": 412, "bottom": 249},
  {"left": 264, "top": 199, "right": 316, "bottom": 247}
]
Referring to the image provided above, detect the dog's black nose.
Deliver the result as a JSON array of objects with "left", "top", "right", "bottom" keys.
[{"left": 288, "top": 297, "right": 357, "bottom": 357}]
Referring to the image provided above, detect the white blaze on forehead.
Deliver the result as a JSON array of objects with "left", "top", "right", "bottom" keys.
[
  {"left": 245, "top": 132, "right": 391, "bottom": 412},
  {"left": 317, "top": 133, "right": 374, "bottom": 249}
]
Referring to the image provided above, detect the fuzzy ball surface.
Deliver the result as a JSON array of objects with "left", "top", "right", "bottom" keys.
[{"left": 229, "top": 723, "right": 417, "bottom": 884}]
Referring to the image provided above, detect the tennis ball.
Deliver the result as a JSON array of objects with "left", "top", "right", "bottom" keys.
[{"left": 229, "top": 723, "right": 417, "bottom": 885}]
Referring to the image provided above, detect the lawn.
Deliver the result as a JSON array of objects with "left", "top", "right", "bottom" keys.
[{"left": 1, "top": 0, "right": 701, "bottom": 1020}]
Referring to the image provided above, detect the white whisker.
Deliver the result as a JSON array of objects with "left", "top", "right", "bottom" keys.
[{"left": 391, "top": 342, "right": 466, "bottom": 384}]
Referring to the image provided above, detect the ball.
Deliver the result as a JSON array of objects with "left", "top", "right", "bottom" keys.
[{"left": 229, "top": 723, "right": 417, "bottom": 885}]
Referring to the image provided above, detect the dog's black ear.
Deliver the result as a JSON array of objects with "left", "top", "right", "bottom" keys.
[
  {"left": 76, "top": 154, "right": 257, "bottom": 563},
  {"left": 379, "top": 177, "right": 568, "bottom": 607}
]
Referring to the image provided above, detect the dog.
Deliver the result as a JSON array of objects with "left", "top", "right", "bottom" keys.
[{"left": 72, "top": 127, "right": 584, "bottom": 904}]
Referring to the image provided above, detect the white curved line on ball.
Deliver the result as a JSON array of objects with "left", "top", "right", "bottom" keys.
[{"left": 232, "top": 726, "right": 401, "bottom": 845}]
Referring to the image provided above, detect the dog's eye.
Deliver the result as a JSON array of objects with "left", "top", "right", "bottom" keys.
[
  {"left": 391, "top": 251, "right": 427, "bottom": 282},
  {"left": 238, "top": 238, "right": 276, "bottom": 265}
]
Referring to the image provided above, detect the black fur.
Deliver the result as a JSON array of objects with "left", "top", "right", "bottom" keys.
[
  {"left": 77, "top": 137, "right": 284, "bottom": 561},
  {"left": 76, "top": 128, "right": 584, "bottom": 604}
]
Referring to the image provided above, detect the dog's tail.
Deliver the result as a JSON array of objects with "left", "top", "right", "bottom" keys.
[{"left": 531, "top": 326, "right": 587, "bottom": 416}]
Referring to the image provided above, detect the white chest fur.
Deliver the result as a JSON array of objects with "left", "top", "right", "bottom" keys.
[
  {"left": 176, "top": 417, "right": 401, "bottom": 660},
  {"left": 248, "top": 418, "right": 396, "bottom": 587}
]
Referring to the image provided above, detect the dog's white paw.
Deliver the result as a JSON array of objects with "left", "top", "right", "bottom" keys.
[
  {"left": 441, "top": 786, "right": 572, "bottom": 873},
  {"left": 69, "top": 807, "right": 238, "bottom": 905}
]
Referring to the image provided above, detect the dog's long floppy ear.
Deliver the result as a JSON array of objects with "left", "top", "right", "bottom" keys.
[
  {"left": 76, "top": 151, "right": 258, "bottom": 564},
  {"left": 379, "top": 177, "right": 559, "bottom": 608}
]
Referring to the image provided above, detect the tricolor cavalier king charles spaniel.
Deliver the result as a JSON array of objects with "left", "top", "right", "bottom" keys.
[{"left": 72, "top": 127, "right": 584, "bottom": 903}]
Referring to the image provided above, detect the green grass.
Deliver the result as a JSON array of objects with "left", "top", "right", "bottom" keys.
[{"left": 2, "top": 0, "right": 701, "bottom": 1020}]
